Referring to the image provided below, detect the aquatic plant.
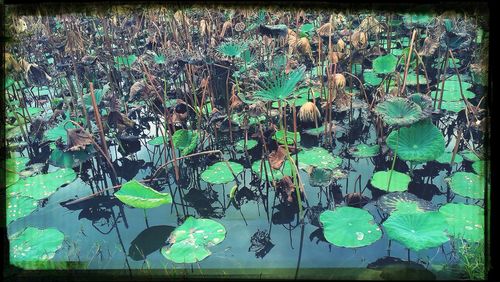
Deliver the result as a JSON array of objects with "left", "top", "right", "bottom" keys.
[
  {"left": 370, "top": 170, "right": 411, "bottom": 192},
  {"left": 9, "top": 227, "right": 65, "bottom": 268},
  {"left": 319, "top": 207, "right": 382, "bottom": 248},
  {"left": 349, "top": 144, "right": 380, "bottom": 158},
  {"left": 7, "top": 168, "right": 77, "bottom": 200},
  {"left": 217, "top": 42, "right": 248, "bottom": 58},
  {"left": 374, "top": 97, "right": 423, "bottom": 127},
  {"left": 448, "top": 172, "right": 485, "bottom": 199},
  {"left": 200, "top": 161, "right": 243, "bottom": 185},
  {"left": 372, "top": 54, "right": 398, "bottom": 74},
  {"left": 114, "top": 180, "right": 172, "bottom": 209},
  {"left": 439, "top": 203, "right": 484, "bottom": 242},
  {"left": 253, "top": 66, "right": 306, "bottom": 102},
  {"left": 376, "top": 192, "right": 436, "bottom": 215}
]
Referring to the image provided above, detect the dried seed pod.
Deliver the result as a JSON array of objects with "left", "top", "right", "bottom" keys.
[
  {"left": 13, "top": 18, "right": 27, "bottom": 33},
  {"left": 328, "top": 51, "right": 339, "bottom": 64},
  {"left": 287, "top": 29, "right": 298, "bottom": 54},
  {"left": 234, "top": 22, "right": 246, "bottom": 32},
  {"left": 336, "top": 38, "right": 346, "bottom": 52},
  {"left": 297, "top": 37, "right": 312, "bottom": 56},
  {"left": 220, "top": 21, "right": 232, "bottom": 38},
  {"left": 298, "top": 102, "right": 321, "bottom": 123},
  {"left": 317, "top": 22, "right": 334, "bottom": 37},
  {"left": 333, "top": 73, "right": 346, "bottom": 89},
  {"left": 351, "top": 30, "right": 368, "bottom": 49},
  {"left": 200, "top": 19, "right": 208, "bottom": 37},
  {"left": 359, "top": 16, "right": 383, "bottom": 34}
]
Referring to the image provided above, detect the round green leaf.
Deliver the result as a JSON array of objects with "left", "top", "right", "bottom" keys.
[
  {"left": 201, "top": 161, "right": 243, "bottom": 185},
  {"left": 350, "top": 144, "right": 380, "bottom": 158},
  {"left": 376, "top": 192, "right": 436, "bottom": 215},
  {"left": 387, "top": 120, "right": 445, "bottom": 162},
  {"left": 383, "top": 212, "right": 449, "bottom": 252},
  {"left": 162, "top": 217, "right": 226, "bottom": 263},
  {"left": 9, "top": 227, "right": 65, "bottom": 264},
  {"left": 235, "top": 139, "right": 258, "bottom": 152},
  {"left": 172, "top": 129, "right": 199, "bottom": 155},
  {"left": 431, "top": 89, "right": 475, "bottom": 102},
  {"left": 435, "top": 151, "right": 463, "bottom": 164},
  {"left": 115, "top": 179, "right": 172, "bottom": 209},
  {"left": 44, "top": 121, "right": 76, "bottom": 143},
  {"left": 440, "top": 101, "right": 466, "bottom": 112},
  {"left": 472, "top": 160, "right": 486, "bottom": 175},
  {"left": 7, "top": 196, "right": 39, "bottom": 224},
  {"left": 374, "top": 97, "right": 423, "bottom": 126},
  {"left": 319, "top": 207, "right": 382, "bottom": 248},
  {"left": 371, "top": 170, "right": 411, "bottom": 192},
  {"left": 251, "top": 160, "right": 284, "bottom": 181},
  {"left": 297, "top": 147, "right": 342, "bottom": 170},
  {"left": 114, "top": 54, "right": 137, "bottom": 68},
  {"left": 460, "top": 150, "right": 481, "bottom": 162},
  {"left": 439, "top": 203, "right": 484, "bottom": 242},
  {"left": 273, "top": 130, "right": 301, "bottom": 145},
  {"left": 448, "top": 172, "right": 485, "bottom": 199},
  {"left": 404, "top": 72, "right": 428, "bottom": 86},
  {"left": 373, "top": 54, "right": 398, "bottom": 74},
  {"left": 363, "top": 69, "right": 383, "bottom": 86},
  {"left": 308, "top": 167, "right": 334, "bottom": 187},
  {"left": 7, "top": 168, "right": 77, "bottom": 200}
]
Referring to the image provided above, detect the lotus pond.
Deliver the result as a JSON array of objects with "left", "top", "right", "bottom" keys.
[{"left": 3, "top": 4, "right": 490, "bottom": 280}]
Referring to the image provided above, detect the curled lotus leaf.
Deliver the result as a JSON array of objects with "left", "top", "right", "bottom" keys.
[
  {"left": 376, "top": 192, "right": 436, "bottom": 215},
  {"left": 114, "top": 179, "right": 172, "bottom": 209},
  {"left": 374, "top": 97, "right": 423, "bottom": 127}
]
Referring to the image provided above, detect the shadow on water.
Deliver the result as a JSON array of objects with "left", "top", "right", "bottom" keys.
[
  {"left": 367, "top": 256, "right": 437, "bottom": 280},
  {"left": 128, "top": 225, "right": 175, "bottom": 261}
]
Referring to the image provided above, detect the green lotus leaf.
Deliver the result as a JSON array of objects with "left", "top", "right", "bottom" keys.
[
  {"left": 363, "top": 69, "right": 383, "bottom": 86},
  {"left": 371, "top": 170, "right": 411, "bottom": 192},
  {"left": 273, "top": 130, "right": 301, "bottom": 145},
  {"left": 7, "top": 196, "right": 39, "bottom": 224},
  {"left": 7, "top": 168, "right": 77, "bottom": 200},
  {"left": 440, "top": 100, "right": 466, "bottom": 112},
  {"left": 449, "top": 172, "right": 485, "bottom": 199},
  {"left": 374, "top": 97, "right": 423, "bottom": 126},
  {"left": 148, "top": 135, "right": 169, "bottom": 146},
  {"left": 319, "top": 207, "right": 382, "bottom": 248},
  {"left": 5, "top": 157, "right": 30, "bottom": 187},
  {"left": 162, "top": 217, "right": 226, "bottom": 263},
  {"left": 383, "top": 212, "right": 449, "bottom": 252},
  {"left": 376, "top": 192, "right": 436, "bottom": 215},
  {"left": 408, "top": 93, "right": 433, "bottom": 115},
  {"left": 44, "top": 121, "right": 76, "bottom": 143},
  {"left": 9, "top": 227, "right": 65, "bottom": 266},
  {"left": 172, "top": 129, "right": 199, "bottom": 155},
  {"left": 297, "top": 147, "right": 342, "bottom": 170},
  {"left": 217, "top": 42, "right": 248, "bottom": 57},
  {"left": 304, "top": 125, "right": 326, "bottom": 136},
  {"left": 254, "top": 66, "right": 305, "bottom": 102},
  {"left": 373, "top": 54, "right": 398, "bottom": 74},
  {"left": 431, "top": 89, "right": 475, "bottom": 102},
  {"left": 201, "top": 161, "right": 243, "bottom": 185},
  {"left": 231, "top": 114, "right": 266, "bottom": 127},
  {"left": 472, "top": 160, "right": 486, "bottom": 175},
  {"left": 308, "top": 167, "right": 334, "bottom": 187},
  {"left": 251, "top": 160, "right": 284, "bottom": 181},
  {"left": 403, "top": 14, "right": 433, "bottom": 27},
  {"left": 49, "top": 146, "right": 94, "bottom": 168},
  {"left": 114, "top": 54, "right": 137, "bottom": 68},
  {"left": 235, "top": 139, "right": 258, "bottom": 152},
  {"left": 439, "top": 203, "right": 484, "bottom": 242},
  {"left": 460, "top": 150, "right": 481, "bottom": 162},
  {"left": 386, "top": 120, "right": 445, "bottom": 162},
  {"left": 83, "top": 84, "right": 110, "bottom": 108},
  {"left": 435, "top": 151, "right": 463, "bottom": 164},
  {"left": 350, "top": 144, "right": 380, "bottom": 158},
  {"left": 404, "top": 72, "right": 428, "bottom": 86},
  {"left": 114, "top": 179, "right": 172, "bottom": 209}
]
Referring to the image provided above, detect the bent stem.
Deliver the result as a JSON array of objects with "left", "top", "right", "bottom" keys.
[{"left": 387, "top": 128, "right": 399, "bottom": 191}]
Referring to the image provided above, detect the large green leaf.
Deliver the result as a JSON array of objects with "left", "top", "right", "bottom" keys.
[
  {"left": 114, "top": 179, "right": 172, "bottom": 209},
  {"left": 217, "top": 42, "right": 248, "bottom": 57},
  {"left": 162, "top": 217, "right": 226, "bottom": 263},
  {"left": 439, "top": 203, "right": 484, "bottom": 242},
  {"left": 297, "top": 147, "right": 342, "bottom": 170},
  {"left": 435, "top": 151, "right": 463, "bottom": 164},
  {"left": 235, "top": 139, "right": 258, "bottom": 152},
  {"left": 273, "top": 130, "right": 301, "bottom": 145},
  {"left": 374, "top": 97, "right": 423, "bottom": 126},
  {"left": 172, "top": 129, "right": 199, "bottom": 155},
  {"left": 349, "top": 144, "right": 380, "bottom": 158},
  {"left": 386, "top": 120, "right": 445, "bottom": 162},
  {"left": 44, "top": 121, "right": 76, "bottom": 143},
  {"left": 376, "top": 192, "right": 436, "bottom": 215},
  {"left": 383, "top": 212, "right": 449, "bottom": 252},
  {"left": 9, "top": 227, "right": 65, "bottom": 266},
  {"left": 448, "top": 172, "right": 485, "bottom": 199},
  {"left": 319, "top": 207, "right": 382, "bottom": 248},
  {"left": 7, "top": 196, "right": 39, "bottom": 224},
  {"left": 371, "top": 170, "right": 411, "bottom": 192},
  {"left": 49, "top": 146, "right": 94, "bottom": 168},
  {"left": 254, "top": 66, "right": 305, "bottom": 101},
  {"left": 472, "top": 160, "right": 486, "bottom": 175},
  {"left": 373, "top": 54, "right": 398, "bottom": 74},
  {"left": 7, "top": 168, "right": 77, "bottom": 200},
  {"left": 363, "top": 69, "right": 383, "bottom": 86},
  {"left": 201, "top": 161, "right": 243, "bottom": 185},
  {"left": 148, "top": 135, "right": 169, "bottom": 146},
  {"left": 5, "top": 157, "right": 30, "bottom": 187}
]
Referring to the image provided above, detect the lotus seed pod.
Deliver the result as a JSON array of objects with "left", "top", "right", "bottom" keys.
[
  {"left": 234, "top": 22, "right": 245, "bottom": 32},
  {"left": 333, "top": 73, "right": 346, "bottom": 89},
  {"left": 298, "top": 102, "right": 321, "bottom": 122},
  {"left": 337, "top": 38, "right": 346, "bottom": 51}
]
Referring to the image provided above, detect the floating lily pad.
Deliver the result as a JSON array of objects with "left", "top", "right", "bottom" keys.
[
  {"left": 49, "top": 146, "right": 94, "bottom": 168},
  {"left": 8, "top": 168, "right": 77, "bottom": 200},
  {"left": 308, "top": 167, "right": 334, "bottom": 187},
  {"left": 374, "top": 97, "right": 423, "bottom": 127},
  {"left": 448, "top": 172, "right": 485, "bottom": 199},
  {"left": 439, "top": 203, "right": 484, "bottom": 242},
  {"left": 235, "top": 139, "right": 258, "bottom": 152},
  {"left": 440, "top": 100, "right": 466, "bottom": 112},
  {"left": 383, "top": 212, "right": 449, "bottom": 252},
  {"left": 172, "top": 129, "right": 199, "bottom": 155},
  {"left": 273, "top": 130, "right": 301, "bottom": 145},
  {"left": 161, "top": 217, "right": 226, "bottom": 263},
  {"left": 115, "top": 179, "right": 172, "bottom": 209},
  {"left": 148, "top": 135, "right": 169, "bottom": 146},
  {"left": 371, "top": 170, "right": 411, "bottom": 192},
  {"left": 319, "top": 207, "right": 382, "bottom": 248},
  {"left": 5, "top": 157, "right": 30, "bottom": 187},
  {"left": 9, "top": 227, "right": 65, "bottom": 267},
  {"left": 373, "top": 54, "right": 398, "bottom": 74},
  {"left": 350, "top": 144, "right": 380, "bottom": 158},
  {"left": 7, "top": 196, "right": 39, "bottom": 224},
  {"left": 201, "top": 161, "right": 243, "bottom": 185},
  {"left": 387, "top": 120, "right": 445, "bottom": 162},
  {"left": 472, "top": 160, "right": 486, "bottom": 175},
  {"left": 460, "top": 150, "right": 481, "bottom": 162},
  {"left": 435, "top": 151, "right": 463, "bottom": 164},
  {"left": 376, "top": 192, "right": 436, "bottom": 215},
  {"left": 404, "top": 72, "right": 428, "bottom": 86},
  {"left": 251, "top": 160, "right": 284, "bottom": 181},
  {"left": 297, "top": 147, "right": 342, "bottom": 170},
  {"left": 44, "top": 121, "right": 76, "bottom": 143},
  {"left": 431, "top": 89, "right": 475, "bottom": 102},
  {"left": 363, "top": 70, "right": 383, "bottom": 86}
]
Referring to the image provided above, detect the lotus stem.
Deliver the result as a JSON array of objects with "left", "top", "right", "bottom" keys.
[
  {"left": 451, "top": 129, "right": 462, "bottom": 166},
  {"left": 435, "top": 51, "right": 450, "bottom": 110},
  {"left": 387, "top": 128, "right": 400, "bottom": 191},
  {"left": 401, "top": 29, "right": 417, "bottom": 96},
  {"left": 448, "top": 50, "right": 471, "bottom": 125},
  {"left": 89, "top": 83, "right": 111, "bottom": 160}
]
